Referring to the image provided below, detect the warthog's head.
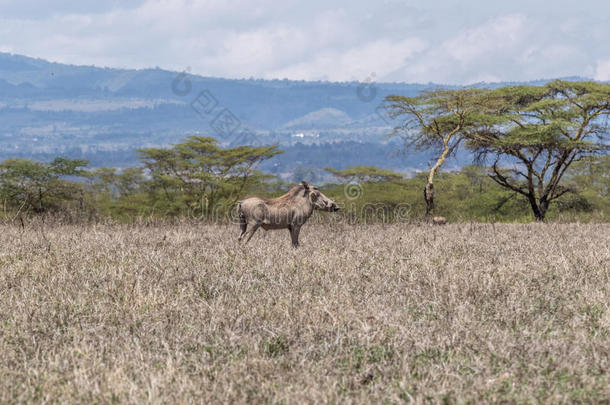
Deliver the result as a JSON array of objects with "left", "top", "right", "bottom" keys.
[{"left": 302, "top": 181, "right": 339, "bottom": 212}]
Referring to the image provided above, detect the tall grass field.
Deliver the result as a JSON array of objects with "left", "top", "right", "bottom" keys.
[{"left": 1, "top": 221, "right": 608, "bottom": 403}]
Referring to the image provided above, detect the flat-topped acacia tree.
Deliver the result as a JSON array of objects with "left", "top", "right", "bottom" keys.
[
  {"left": 385, "top": 89, "right": 497, "bottom": 219},
  {"left": 0, "top": 157, "right": 89, "bottom": 213},
  {"left": 467, "top": 80, "right": 610, "bottom": 221},
  {"left": 325, "top": 165, "right": 405, "bottom": 184},
  {"left": 138, "top": 136, "right": 282, "bottom": 217}
]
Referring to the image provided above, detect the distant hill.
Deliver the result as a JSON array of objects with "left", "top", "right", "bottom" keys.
[
  {"left": 0, "top": 52, "right": 592, "bottom": 176},
  {"left": 282, "top": 108, "right": 353, "bottom": 129}
]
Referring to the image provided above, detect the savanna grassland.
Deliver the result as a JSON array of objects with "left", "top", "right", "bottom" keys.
[{"left": 0, "top": 220, "right": 609, "bottom": 404}]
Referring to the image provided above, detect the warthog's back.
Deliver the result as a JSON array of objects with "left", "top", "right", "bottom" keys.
[
  {"left": 239, "top": 197, "right": 300, "bottom": 227},
  {"left": 239, "top": 197, "right": 270, "bottom": 223}
]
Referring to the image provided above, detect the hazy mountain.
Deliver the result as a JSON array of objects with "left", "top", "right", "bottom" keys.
[{"left": 0, "top": 53, "right": 590, "bottom": 176}]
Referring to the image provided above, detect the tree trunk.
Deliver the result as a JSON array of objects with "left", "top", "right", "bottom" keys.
[
  {"left": 424, "top": 182, "right": 434, "bottom": 218},
  {"left": 38, "top": 187, "right": 44, "bottom": 213},
  {"left": 527, "top": 194, "right": 545, "bottom": 222},
  {"left": 538, "top": 198, "right": 549, "bottom": 222},
  {"left": 424, "top": 142, "right": 451, "bottom": 219}
]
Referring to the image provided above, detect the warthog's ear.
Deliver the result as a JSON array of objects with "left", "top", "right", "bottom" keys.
[{"left": 301, "top": 180, "right": 309, "bottom": 190}]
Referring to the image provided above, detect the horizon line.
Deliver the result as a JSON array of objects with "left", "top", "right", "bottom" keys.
[{"left": 0, "top": 51, "right": 598, "bottom": 88}]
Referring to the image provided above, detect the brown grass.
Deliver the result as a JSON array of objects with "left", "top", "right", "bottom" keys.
[{"left": 1, "top": 221, "right": 609, "bottom": 403}]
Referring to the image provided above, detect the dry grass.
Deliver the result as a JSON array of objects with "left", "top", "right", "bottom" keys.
[{"left": 1, "top": 220, "right": 609, "bottom": 404}]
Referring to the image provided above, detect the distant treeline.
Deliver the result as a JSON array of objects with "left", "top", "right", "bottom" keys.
[{"left": 0, "top": 136, "right": 607, "bottom": 223}]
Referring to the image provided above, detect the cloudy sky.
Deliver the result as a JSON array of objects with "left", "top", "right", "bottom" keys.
[{"left": 1, "top": 0, "right": 609, "bottom": 84}]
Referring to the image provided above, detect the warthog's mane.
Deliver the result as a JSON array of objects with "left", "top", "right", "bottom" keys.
[
  {"left": 239, "top": 184, "right": 313, "bottom": 206},
  {"left": 255, "top": 184, "right": 308, "bottom": 205}
]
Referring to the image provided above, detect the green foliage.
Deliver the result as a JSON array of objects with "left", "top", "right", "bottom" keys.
[
  {"left": 136, "top": 136, "right": 282, "bottom": 218},
  {"left": 0, "top": 136, "right": 607, "bottom": 223},
  {"left": 0, "top": 138, "right": 283, "bottom": 221},
  {"left": 0, "top": 155, "right": 607, "bottom": 222},
  {"left": 385, "top": 80, "right": 610, "bottom": 221},
  {"left": 466, "top": 80, "right": 610, "bottom": 220},
  {"left": 87, "top": 167, "right": 150, "bottom": 219},
  {"left": 325, "top": 165, "right": 404, "bottom": 183},
  {"left": 320, "top": 164, "right": 608, "bottom": 223},
  {"left": 384, "top": 88, "right": 504, "bottom": 155},
  {"left": 0, "top": 157, "right": 89, "bottom": 214},
  {"left": 384, "top": 88, "right": 503, "bottom": 216}
]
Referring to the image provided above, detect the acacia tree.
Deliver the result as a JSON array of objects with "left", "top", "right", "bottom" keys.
[
  {"left": 0, "top": 157, "right": 89, "bottom": 213},
  {"left": 325, "top": 165, "right": 404, "bottom": 184},
  {"left": 467, "top": 80, "right": 610, "bottom": 221},
  {"left": 138, "top": 136, "right": 282, "bottom": 217},
  {"left": 90, "top": 167, "right": 145, "bottom": 198},
  {"left": 385, "top": 89, "right": 495, "bottom": 218}
]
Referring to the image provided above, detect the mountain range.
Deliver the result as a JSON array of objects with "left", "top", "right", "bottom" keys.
[{"left": 0, "top": 53, "right": 590, "bottom": 178}]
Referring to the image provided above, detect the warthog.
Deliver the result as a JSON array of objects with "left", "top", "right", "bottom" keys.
[
  {"left": 431, "top": 216, "right": 447, "bottom": 225},
  {"left": 237, "top": 181, "right": 339, "bottom": 247}
]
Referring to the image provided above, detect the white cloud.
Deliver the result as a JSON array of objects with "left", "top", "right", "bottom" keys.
[
  {"left": 443, "top": 14, "right": 527, "bottom": 63},
  {"left": 594, "top": 60, "right": 610, "bottom": 81},
  {"left": 267, "top": 38, "right": 427, "bottom": 81},
  {"left": 0, "top": 1, "right": 608, "bottom": 83},
  {"left": 395, "top": 13, "right": 594, "bottom": 84}
]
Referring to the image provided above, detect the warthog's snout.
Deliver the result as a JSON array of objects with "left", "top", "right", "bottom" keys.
[{"left": 325, "top": 201, "right": 339, "bottom": 212}]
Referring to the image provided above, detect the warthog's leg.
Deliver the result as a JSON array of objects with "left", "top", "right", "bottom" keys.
[
  {"left": 244, "top": 222, "right": 262, "bottom": 244},
  {"left": 290, "top": 225, "right": 301, "bottom": 247},
  {"left": 237, "top": 216, "right": 248, "bottom": 242}
]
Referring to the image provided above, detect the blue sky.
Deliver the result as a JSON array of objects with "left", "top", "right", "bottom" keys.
[{"left": 0, "top": 0, "right": 609, "bottom": 84}]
